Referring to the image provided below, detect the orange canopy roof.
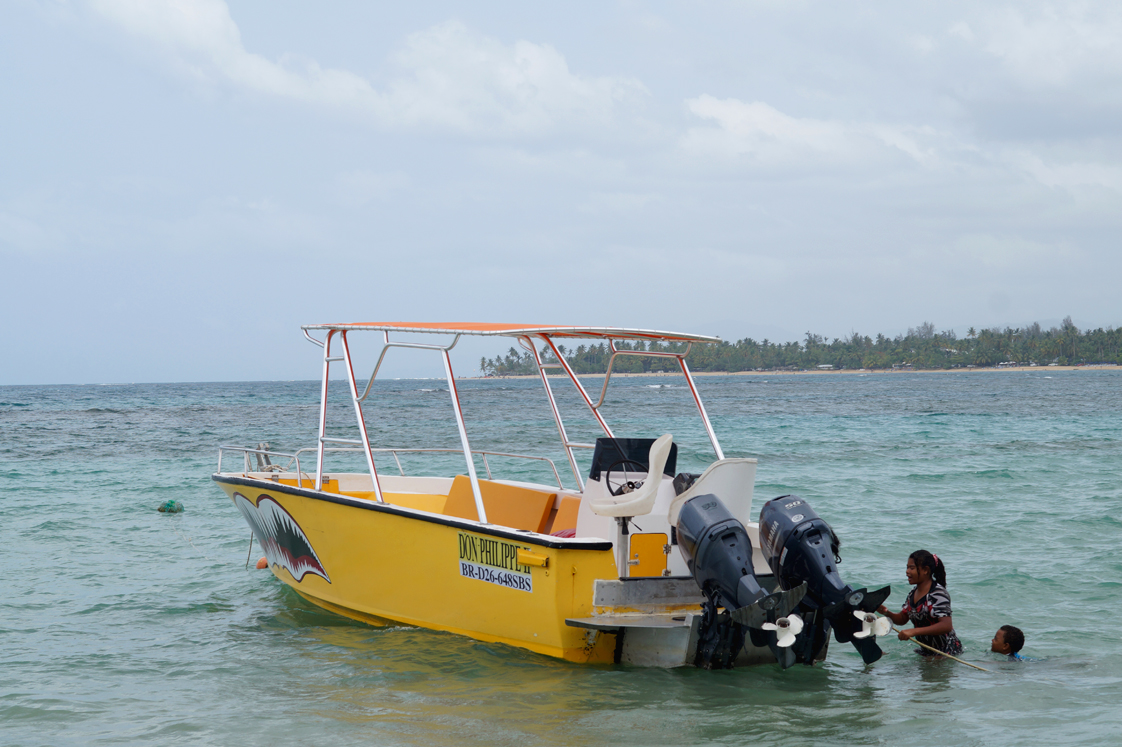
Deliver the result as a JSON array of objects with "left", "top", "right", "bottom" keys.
[{"left": 301, "top": 322, "right": 721, "bottom": 344}]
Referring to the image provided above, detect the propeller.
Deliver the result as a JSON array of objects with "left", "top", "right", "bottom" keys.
[
  {"left": 762, "top": 613, "right": 804, "bottom": 648},
  {"left": 851, "top": 611, "right": 892, "bottom": 639},
  {"left": 731, "top": 582, "right": 807, "bottom": 629}
]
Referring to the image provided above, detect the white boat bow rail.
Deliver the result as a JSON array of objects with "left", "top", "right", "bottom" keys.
[{"left": 217, "top": 445, "right": 565, "bottom": 490}]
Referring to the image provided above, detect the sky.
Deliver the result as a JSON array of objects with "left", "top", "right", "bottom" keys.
[{"left": 2, "top": 1, "right": 1120, "bottom": 384}]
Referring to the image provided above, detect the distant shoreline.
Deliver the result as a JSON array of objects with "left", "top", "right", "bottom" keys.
[{"left": 467, "top": 364, "right": 1119, "bottom": 380}]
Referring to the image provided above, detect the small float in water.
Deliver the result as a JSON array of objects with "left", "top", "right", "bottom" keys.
[{"left": 213, "top": 322, "right": 890, "bottom": 668}]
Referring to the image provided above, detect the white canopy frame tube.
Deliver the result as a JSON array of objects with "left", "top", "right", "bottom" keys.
[
  {"left": 539, "top": 334, "right": 724, "bottom": 463},
  {"left": 534, "top": 334, "right": 623, "bottom": 488},
  {"left": 306, "top": 328, "right": 486, "bottom": 523},
  {"left": 311, "top": 330, "right": 338, "bottom": 494},
  {"left": 441, "top": 346, "right": 487, "bottom": 523},
  {"left": 354, "top": 331, "right": 461, "bottom": 403},
  {"left": 679, "top": 356, "right": 724, "bottom": 460},
  {"left": 591, "top": 340, "right": 694, "bottom": 409},
  {"left": 519, "top": 335, "right": 591, "bottom": 491},
  {"left": 539, "top": 335, "right": 616, "bottom": 440},
  {"left": 339, "top": 331, "right": 385, "bottom": 502}
]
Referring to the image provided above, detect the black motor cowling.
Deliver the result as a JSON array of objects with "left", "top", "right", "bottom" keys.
[
  {"left": 677, "top": 494, "right": 806, "bottom": 669},
  {"left": 677, "top": 494, "right": 767, "bottom": 611},
  {"left": 758, "top": 495, "right": 890, "bottom": 665}
]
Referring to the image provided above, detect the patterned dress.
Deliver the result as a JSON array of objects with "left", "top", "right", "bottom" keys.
[{"left": 901, "top": 582, "right": 964, "bottom": 655}]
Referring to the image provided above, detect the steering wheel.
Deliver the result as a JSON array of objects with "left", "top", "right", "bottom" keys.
[{"left": 604, "top": 459, "right": 651, "bottom": 497}]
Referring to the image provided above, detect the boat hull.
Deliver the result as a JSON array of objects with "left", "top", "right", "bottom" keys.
[{"left": 214, "top": 475, "right": 620, "bottom": 662}]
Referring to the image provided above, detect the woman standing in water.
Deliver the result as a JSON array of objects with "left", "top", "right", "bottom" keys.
[{"left": 877, "top": 550, "right": 964, "bottom": 656}]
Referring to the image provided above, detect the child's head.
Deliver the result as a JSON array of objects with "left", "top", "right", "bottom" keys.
[
  {"left": 991, "top": 625, "right": 1025, "bottom": 655},
  {"left": 908, "top": 549, "right": 947, "bottom": 586}
]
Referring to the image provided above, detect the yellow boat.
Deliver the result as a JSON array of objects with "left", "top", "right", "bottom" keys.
[{"left": 214, "top": 322, "right": 891, "bottom": 669}]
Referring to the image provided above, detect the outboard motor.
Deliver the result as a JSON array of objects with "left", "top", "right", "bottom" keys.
[
  {"left": 758, "top": 495, "right": 891, "bottom": 666},
  {"left": 677, "top": 494, "right": 806, "bottom": 669}
]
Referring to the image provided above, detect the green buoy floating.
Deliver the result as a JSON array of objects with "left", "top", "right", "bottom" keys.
[{"left": 158, "top": 500, "right": 184, "bottom": 513}]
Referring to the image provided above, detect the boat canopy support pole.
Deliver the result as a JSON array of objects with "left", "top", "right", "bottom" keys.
[
  {"left": 679, "top": 357, "right": 724, "bottom": 460},
  {"left": 540, "top": 336, "right": 615, "bottom": 441},
  {"left": 340, "top": 331, "right": 384, "bottom": 502},
  {"left": 521, "top": 336, "right": 585, "bottom": 491},
  {"left": 314, "top": 330, "right": 340, "bottom": 492},
  {"left": 442, "top": 348, "right": 488, "bottom": 523}
]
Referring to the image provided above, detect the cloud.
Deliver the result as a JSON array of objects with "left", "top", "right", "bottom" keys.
[
  {"left": 947, "top": 21, "right": 974, "bottom": 42},
  {"left": 976, "top": 3, "right": 1122, "bottom": 88},
  {"left": 576, "top": 191, "right": 662, "bottom": 215},
  {"left": 87, "top": 0, "right": 645, "bottom": 135},
  {"left": 679, "top": 91, "right": 1122, "bottom": 198},
  {"left": 334, "top": 171, "right": 413, "bottom": 207},
  {"left": 90, "top": 0, "right": 371, "bottom": 100},
  {"left": 0, "top": 210, "right": 61, "bottom": 256},
  {"left": 680, "top": 95, "right": 943, "bottom": 171},
  {"left": 1003, "top": 150, "right": 1122, "bottom": 190},
  {"left": 943, "top": 233, "right": 1079, "bottom": 271},
  {"left": 384, "top": 22, "right": 646, "bottom": 134}
]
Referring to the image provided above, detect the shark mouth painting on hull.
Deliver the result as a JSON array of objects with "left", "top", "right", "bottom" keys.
[{"left": 234, "top": 493, "right": 330, "bottom": 583}]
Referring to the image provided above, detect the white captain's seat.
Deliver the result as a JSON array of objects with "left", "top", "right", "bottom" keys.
[
  {"left": 667, "top": 457, "right": 758, "bottom": 526},
  {"left": 588, "top": 434, "right": 674, "bottom": 518}
]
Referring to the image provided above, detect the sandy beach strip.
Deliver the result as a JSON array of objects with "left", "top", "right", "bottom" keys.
[{"left": 469, "top": 364, "right": 1119, "bottom": 380}]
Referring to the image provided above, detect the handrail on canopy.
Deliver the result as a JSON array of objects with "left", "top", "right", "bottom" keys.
[
  {"left": 357, "top": 331, "right": 461, "bottom": 403},
  {"left": 533, "top": 335, "right": 725, "bottom": 465},
  {"left": 591, "top": 340, "right": 694, "bottom": 410}
]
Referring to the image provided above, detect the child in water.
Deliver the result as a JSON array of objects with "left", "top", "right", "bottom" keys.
[
  {"left": 877, "top": 549, "right": 964, "bottom": 656},
  {"left": 992, "top": 625, "right": 1026, "bottom": 660}
]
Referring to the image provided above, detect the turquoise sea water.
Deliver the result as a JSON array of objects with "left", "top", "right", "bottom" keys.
[{"left": 3, "top": 371, "right": 1121, "bottom": 746}]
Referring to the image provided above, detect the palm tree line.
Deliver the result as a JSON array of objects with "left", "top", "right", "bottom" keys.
[{"left": 479, "top": 317, "right": 1121, "bottom": 376}]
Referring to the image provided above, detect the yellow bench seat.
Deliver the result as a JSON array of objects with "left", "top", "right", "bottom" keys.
[{"left": 345, "top": 475, "right": 558, "bottom": 534}]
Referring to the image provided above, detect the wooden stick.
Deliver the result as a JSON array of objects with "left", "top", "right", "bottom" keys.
[{"left": 891, "top": 627, "right": 991, "bottom": 672}]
